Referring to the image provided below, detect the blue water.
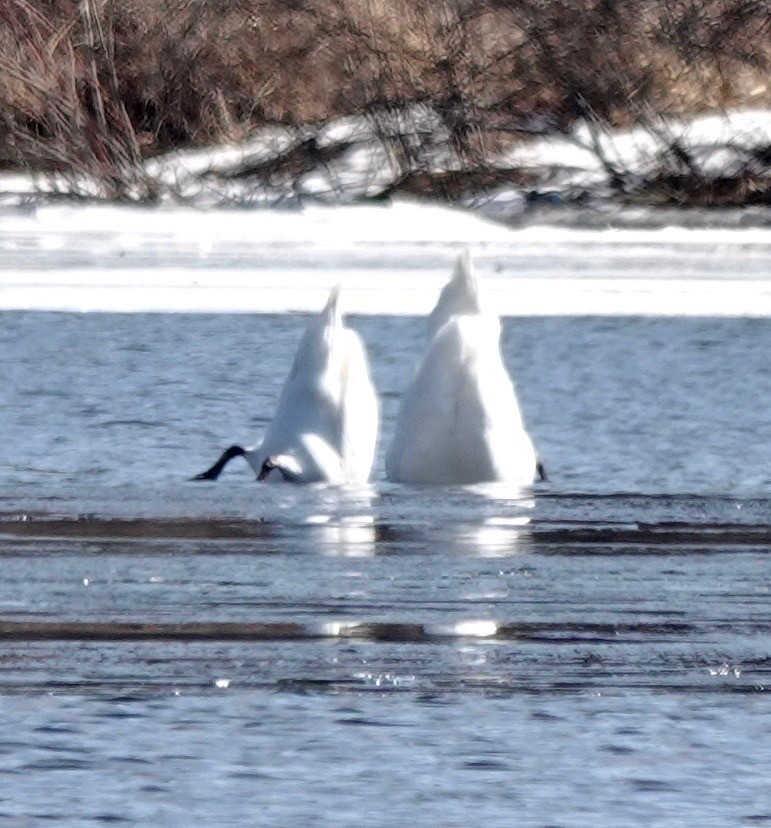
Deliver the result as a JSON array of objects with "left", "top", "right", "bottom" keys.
[{"left": 0, "top": 311, "right": 769, "bottom": 826}]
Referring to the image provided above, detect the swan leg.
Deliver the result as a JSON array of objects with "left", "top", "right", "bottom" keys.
[
  {"left": 192, "top": 445, "right": 246, "bottom": 481},
  {"left": 536, "top": 459, "right": 547, "bottom": 482}
]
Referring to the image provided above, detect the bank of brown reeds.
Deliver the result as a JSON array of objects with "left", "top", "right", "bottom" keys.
[{"left": 0, "top": 0, "right": 769, "bottom": 203}]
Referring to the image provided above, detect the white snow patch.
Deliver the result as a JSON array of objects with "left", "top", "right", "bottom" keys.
[
  {"left": 505, "top": 108, "right": 771, "bottom": 186},
  {"left": 0, "top": 199, "right": 769, "bottom": 316},
  {"left": 2, "top": 107, "right": 769, "bottom": 207}
]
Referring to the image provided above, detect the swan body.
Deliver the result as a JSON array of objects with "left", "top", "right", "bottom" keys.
[
  {"left": 195, "top": 288, "right": 378, "bottom": 485},
  {"left": 385, "top": 251, "right": 539, "bottom": 486}
]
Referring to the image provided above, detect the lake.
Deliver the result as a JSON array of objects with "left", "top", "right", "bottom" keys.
[{"left": 0, "top": 306, "right": 769, "bottom": 826}]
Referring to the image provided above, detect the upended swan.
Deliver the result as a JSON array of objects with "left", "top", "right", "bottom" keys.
[
  {"left": 385, "top": 251, "right": 543, "bottom": 486},
  {"left": 194, "top": 287, "right": 378, "bottom": 485}
]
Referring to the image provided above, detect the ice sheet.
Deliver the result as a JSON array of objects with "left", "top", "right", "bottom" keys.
[{"left": 0, "top": 200, "right": 769, "bottom": 315}]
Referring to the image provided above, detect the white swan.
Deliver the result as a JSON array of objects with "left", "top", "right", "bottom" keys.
[
  {"left": 385, "top": 251, "right": 542, "bottom": 486},
  {"left": 194, "top": 287, "right": 379, "bottom": 485}
]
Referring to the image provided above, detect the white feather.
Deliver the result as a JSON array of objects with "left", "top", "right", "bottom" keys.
[
  {"left": 243, "top": 287, "right": 379, "bottom": 484},
  {"left": 386, "top": 252, "right": 538, "bottom": 485}
]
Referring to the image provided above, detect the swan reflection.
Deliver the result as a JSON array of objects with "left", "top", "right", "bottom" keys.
[
  {"left": 462, "top": 516, "right": 532, "bottom": 557},
  {"left": 453, "top": 620, "right": 499, "bottom": 637},
  {"left": 312, "top": 514, "right": 378, "bottom": 557}
]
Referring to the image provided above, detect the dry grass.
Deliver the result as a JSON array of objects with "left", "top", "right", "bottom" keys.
[{"left": 0, "top": 0, "right": 769, "bottom": 202}]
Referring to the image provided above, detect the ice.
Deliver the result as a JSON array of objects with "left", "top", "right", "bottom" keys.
[{"left": 0, "top": 196, "right": 769, "bottom": 315}]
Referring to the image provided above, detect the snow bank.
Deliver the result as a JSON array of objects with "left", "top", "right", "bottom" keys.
[
  {"left": 0, "top": 199, "right": 769, "bottom": 316},
  {"left": 506, "top": 109, "right": 771, "bottom": 181},
  {"left": 3, "top": 107, "right": 768, "bottom": 209}
]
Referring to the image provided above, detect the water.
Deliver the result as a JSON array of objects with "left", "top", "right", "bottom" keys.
[{"left": 1, "top": 311, "right": 770, "bottom": 826}]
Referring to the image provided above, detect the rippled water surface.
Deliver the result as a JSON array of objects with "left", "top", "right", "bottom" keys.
[{"left": 1, "top": 311, "right": 769, "bottom": 826}]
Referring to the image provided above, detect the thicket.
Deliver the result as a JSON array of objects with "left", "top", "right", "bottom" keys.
[{"left": 1, "top": 0, "right": 769, "bottom": 205}]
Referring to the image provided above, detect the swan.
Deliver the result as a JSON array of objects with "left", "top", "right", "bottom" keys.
[
  {"left": 194, "top": 287, "right": 379, "bottom": 485},
  {"left": 385, "top": 251, "right": 543, "bottom": 486}
]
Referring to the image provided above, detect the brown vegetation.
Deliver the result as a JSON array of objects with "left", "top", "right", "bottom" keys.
[{"left": 0, "top": 0, "right": 769, "bottom": 204}]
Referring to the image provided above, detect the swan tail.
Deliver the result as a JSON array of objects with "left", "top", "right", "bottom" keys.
[
  {"left": 427, "top": 250, "right": 484, "bottom": 338},
  {"left": 321, "top": 285, "right": 343, "bottom": 328},
  {"left": 450, "top": 249, "right": 481, "bottom": 312}
]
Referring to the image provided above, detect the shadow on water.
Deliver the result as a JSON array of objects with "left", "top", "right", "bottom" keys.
[
  {"left": 0, "top": 490, "right": 769, "bottom": 552},
  {"left": 0, "top": 490, "right": 768, "bottom": 697}
]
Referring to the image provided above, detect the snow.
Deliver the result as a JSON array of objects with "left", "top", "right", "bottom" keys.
[
  {"left": 4, "top": 106, "right": 767, "bottom": 209},
  {"left": 139, "top": 106, "right": 770, "bottom": 205},
  {"left": 0, "top": 199, "right": 769, "bottom": 316},
  {"left": 504, "top": 108, "right": 771, "bottom": 186},
  {"left": 0, "top": 107, "right": 768, "bottom": 317}
]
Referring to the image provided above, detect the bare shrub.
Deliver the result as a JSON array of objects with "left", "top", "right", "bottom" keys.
[
  {"left": 0, "top": 0, "right": 157, "bottom": 199},
  {"left": 0, "top": 0, "right": 768, "bottom": 205}
]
